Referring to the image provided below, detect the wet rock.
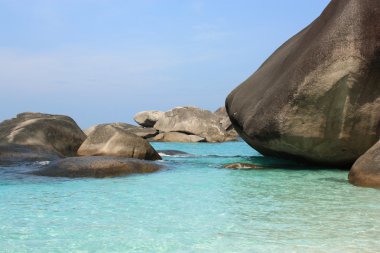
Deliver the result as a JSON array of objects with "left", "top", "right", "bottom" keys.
[
  {"left": 223, "top": 162, "right": 264, "bottom": 170},
  {"left": 226, "top": 0, "right": 380, "bottom": 166},
  {"left": 33, "top": 156, "right": 162, "bottom": 178},
  {"left": 77, "top": 125, "right": 161, "bottom": 160},
  {"left": 157, "top": 150, "right": 193, "bottom": 156},
  {"left": 0, "top": 144, "right": 62, "bottom": 165}
]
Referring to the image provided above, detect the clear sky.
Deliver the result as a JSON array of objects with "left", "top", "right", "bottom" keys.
[{"left": 0, "top": 0, "right": 330, "bottom": 128}]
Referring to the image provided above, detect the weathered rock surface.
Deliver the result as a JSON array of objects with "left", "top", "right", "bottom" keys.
[
  {"left": 214, "top": 107, "right": 233, "bottom": 130},
  {"left": 151, "top": 132, "right": 205, "bottom": 143},
  {"left": 77, "top": 125, "right": 161, "bottom": 160},
  {"left": 226, "top": 0, "right": 380, "bottom": 166},
  {"left": 134, "top": 110, "right": 164, "bottom": 127},
  {"left": 215, "top": 107, "right": 239, "bottom": 141},
  {"left": 349, "top": 140, "right": 380, "bottom": 188},
  {"left": 0, "top": 112, "right": 86, "bottom": 157},
  {"left": 33, "top": 156, "right": 162, "bottom": 178},
  {"left": 0, "top": 144, "right": 62, "bottom": 165},
  {"left": 223, "top": 163, "right": 263, "bottom": 170},
  {"left": 84, "top": 123, "right": 157, "bottom": 139},
  {"left": 153, "top": 106, "right": 226, "bottom": 142}
]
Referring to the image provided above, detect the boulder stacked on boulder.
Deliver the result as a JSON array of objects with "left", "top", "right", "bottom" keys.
[
  {"left": 226, "top": 0, "right": 380, "bottom": 167},
  {"left": 78, "top": 124, "right": 161, "bottom": 160},
  {"left": 84, "top": 122, "right": 157, "bottom": 139},
  {"left": 133, "top": 106, "right": 238, "bottom": 142}
]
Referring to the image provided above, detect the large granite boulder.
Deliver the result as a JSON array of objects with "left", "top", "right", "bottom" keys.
[
  {"left": 151, "top": 132, "right": 205, "bottom": 142},
  {"left": 226, "top": 0, "right": 380, "bottom": 166},
  {"left": 153, "top": 106, "right": 226, "bottom": 142},
  {"left": 349, "top": 140, "right": 380, "bottom": 188},
  {"left": 33, "top": 156, "right": 162, "bottom": 178},
  {"left": 134, "top": 110, "right": 164, "bottom": 127},
  {"left": 77, "top": 125, "right": 161, "bottom": 160},
  {"left": 84, "top": 123, "right": 157, "bottom": 139},
  {"left": 0, "top": 144, "right": 62, "bottom": 165},
  {"left": 0, "top": 112, "right": 86, "bottom": 157}
]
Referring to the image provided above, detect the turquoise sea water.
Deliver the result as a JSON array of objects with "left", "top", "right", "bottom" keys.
[{"left": 1, "top": 141, "right": 380, "bottom": 253}]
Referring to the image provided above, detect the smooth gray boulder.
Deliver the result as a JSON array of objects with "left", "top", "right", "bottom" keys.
[
  {"left": 84, "top": 123, "right": 157, "bottom": 139},
  {"left": 33, "top": 156, "right": 162, "bottom": 178},
  {"left": 349, "top": 140, "right": 380, "bottom": 188},
  {"left": 134, "top": 110, "right": 165, "bottom": 127},
  {"left": 0, "top": 112, "right": 86, "bottom": 157},
  {"left": 153, "top": 106, "right": 226, "bottom": 142},
  {"left": 226, "top": 0, "right": 380, "bottom": 166},
  {"left": 77, "top": 125, "right": 161, "bottom": 160},
  {"left": 151, "top": 132, "right": 205, "bottom": 142}
]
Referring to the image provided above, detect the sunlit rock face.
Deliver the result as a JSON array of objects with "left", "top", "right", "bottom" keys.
[
  {"left": 226, "top": 0, "right": 380, "bottom": 166},
  {"left": 349, "top": 140, "right": 380, "bottom": 188},
  {"left": 77, "top": 125, "right": 161, "bottom": 160},
  {"left": 0, "top": 112, "right": 86, "bottom": 157}
]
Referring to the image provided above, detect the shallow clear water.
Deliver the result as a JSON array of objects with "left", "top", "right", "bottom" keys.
[{"left": 1, "top": 141, "right": 379, "bottom": 252}]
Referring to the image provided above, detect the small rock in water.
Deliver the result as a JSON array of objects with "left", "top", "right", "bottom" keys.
[
  {"left": 157, "top": 150, "right": 193, "bottom": 156},
  {"left": 223, "top": 162, "right": 263, "bottom": 170},
  {"left": 33, "top": 156, "right": 162, "bottom": 178}
]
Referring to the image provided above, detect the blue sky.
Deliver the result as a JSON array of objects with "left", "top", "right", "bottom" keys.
[{"left": 0, "top": 0, "right": 330, "bottom": 128}]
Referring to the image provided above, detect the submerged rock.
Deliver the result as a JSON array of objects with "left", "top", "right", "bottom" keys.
[
  {"left": 78, "top": 125, "right": 161, "bottom": 160},
  {"left": 349, "top": 140, "right": 380, "bottom": 188},
  {"left": 226, "top": 0, "right": 380, "bottom": 166},
  {"left": 84, "top": 123, "right": 157, "bottom": 139},
  {"left": 157, "top": 150, "right": 193, "bottom": 156},
  {"left": 0, "top": 144, "right": 62, "bottom": 165},
  {"left": 134, "top": 110, "right": 165, "bottom": 128},
  {"left": 33, "top": 156, "right": 162, "bottom": 178},
  {"left": 151, "top": 132, "right": 205, "bottom": 143},
  {"left": 223, "top": 163, "right": 263, "bottom": 170},
  {"left": 153, "top": 106, "right": 226, "bottom": 142},
  {"left": 0, "top": 112, "right": 86, "bottom": 157}
]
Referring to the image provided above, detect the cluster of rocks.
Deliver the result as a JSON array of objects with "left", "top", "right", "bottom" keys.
[
  {"left": 0, "top": 106, "right": 238, "bottom": 178},
  {"left": 225, "top": 0, "right": 380, "bottom": 188},
  {"left": 0, "top": 112, "right": 162, "bottom": 178},
  {"left": 133, "top": 106, "right": 238, "bottom": 142}
]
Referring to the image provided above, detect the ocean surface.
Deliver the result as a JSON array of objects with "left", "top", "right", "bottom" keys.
[{"left": 1, "top": 141, "right": 379, "bottom": 253}]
